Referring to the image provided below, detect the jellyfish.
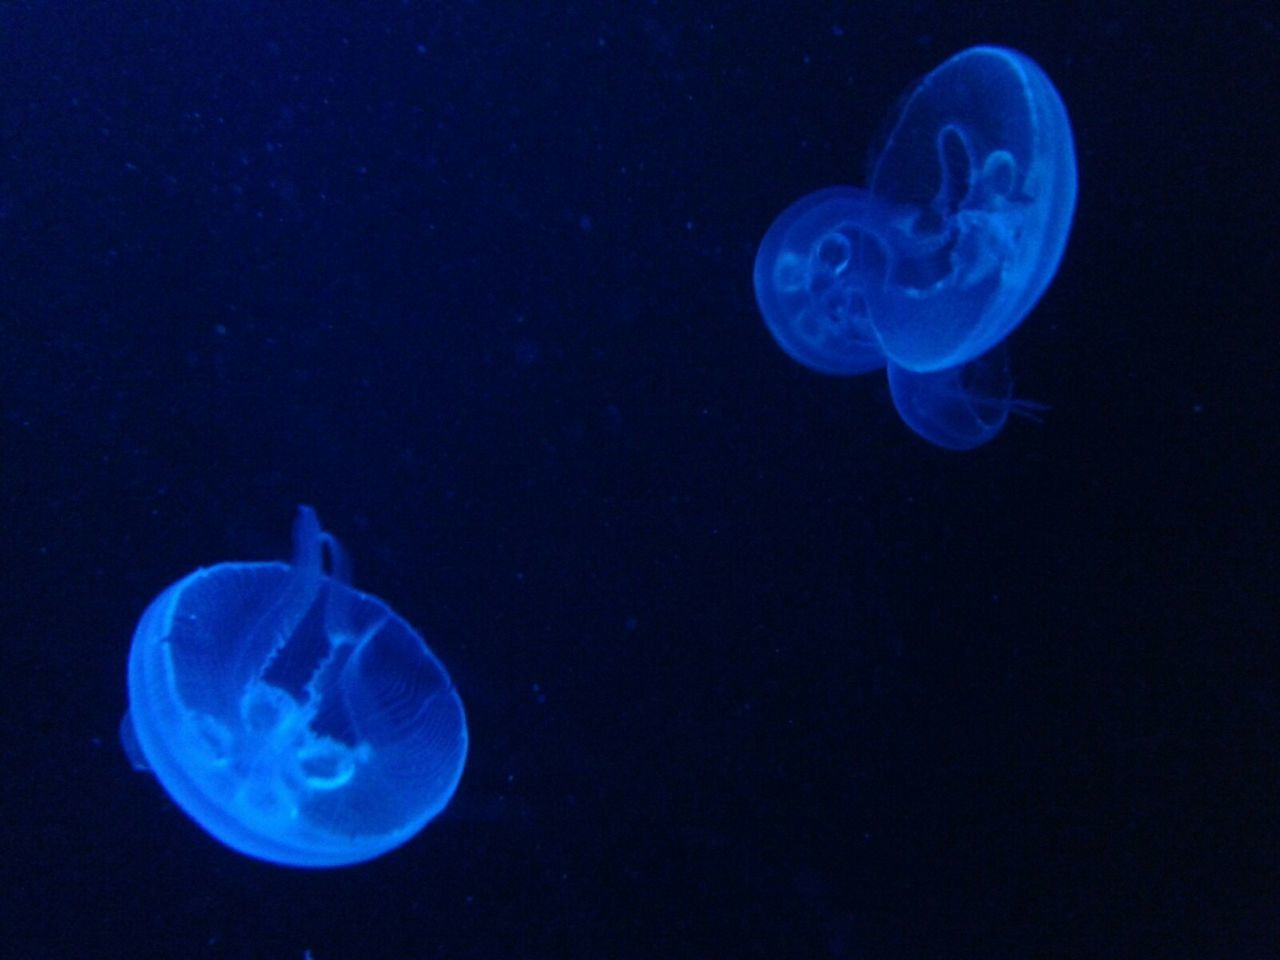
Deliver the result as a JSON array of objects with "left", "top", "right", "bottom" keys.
[
  {"left": 754, "top": 46, "right": 1076, "bottom": 449},
  {"left": 886, "top": 344, "right": 1047, "bottom": 451},
  {"left": 121, "top": 506, "right": 467, "bottom": 867}
]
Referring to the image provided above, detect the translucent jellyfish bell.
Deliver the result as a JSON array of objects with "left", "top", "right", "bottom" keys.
[
  {"left": 867, "top": 46, "right": 1077, "bottom": 372},
  {"left": 121, "top": 507, "right": 467, "bottom": 868},
  {"left": 752, "top": 187, "right": 893, "bottom": 376},
  {"left": 887, "top": 345, "right": 1046, "bottom": 451}
]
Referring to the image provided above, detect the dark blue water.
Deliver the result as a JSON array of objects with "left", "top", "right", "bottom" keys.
[{"left": 2, "top": 2, "right": 1275, "bottom": 957}]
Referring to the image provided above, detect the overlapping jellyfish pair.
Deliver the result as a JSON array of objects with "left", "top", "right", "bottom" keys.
[{"left": 754, "top": 46, "right": 1077, "bottom": 450}]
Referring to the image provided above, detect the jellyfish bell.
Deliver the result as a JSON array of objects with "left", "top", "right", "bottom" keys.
[
  {"left": 121, "top": 506, "right": 467, "bottom": 867},
  {"left": 868, "top": 46, "right": 1077, "bottom": 372},
  {"left": 887, "top": 344, "right": 1047, "bottom": 451},
  {"left": 752, "top": 186, "right": 894, "bottom": 376}
]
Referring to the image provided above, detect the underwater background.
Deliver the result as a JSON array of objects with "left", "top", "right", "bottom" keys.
[{"left": 1, "top": 1, "right": 1275, "bottom": 958}]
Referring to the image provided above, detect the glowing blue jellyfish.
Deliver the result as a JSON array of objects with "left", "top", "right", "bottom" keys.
[
  {"left": 754, "top": 46, "right": 1076, "bottom": 449},
  {"left": 121, "top": 506, "right": 467, "bottom": 867},
  {"left": 887, "top": 344, "right": 1047, "bottom": 451}
]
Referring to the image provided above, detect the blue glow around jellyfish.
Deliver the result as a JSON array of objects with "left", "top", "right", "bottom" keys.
[
  {"left": 121, "top": 506, "right": 467, "bottom": 867},
  {"left": 753, "top": 46, "right": 1076, "bottom": 449}
]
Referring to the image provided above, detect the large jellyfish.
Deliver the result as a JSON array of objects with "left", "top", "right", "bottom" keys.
[{"left": 121, "top": 506, "right": 467, "bottom": 867}]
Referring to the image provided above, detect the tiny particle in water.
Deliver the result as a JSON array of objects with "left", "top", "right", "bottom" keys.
[{"left": 514, "top": 337, "right": 540, "bottom": 366}]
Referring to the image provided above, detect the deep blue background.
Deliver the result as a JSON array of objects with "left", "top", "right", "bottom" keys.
[{"left": 2, "top": 2, "right": 1276, "bottom": 958}]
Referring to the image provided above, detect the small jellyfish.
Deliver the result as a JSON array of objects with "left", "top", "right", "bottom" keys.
[
  {"left": 754, "top": 46, "right": 1076, "bottom": 449},
  {"left": 753, "top": 187, "right": 894, "bottom": 376},
  {"left": 886, "top": 345, "right": 1046, "bottom": 451},
  {"left": 121, "top": 506, "right": 467, "bottom": 867}
]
